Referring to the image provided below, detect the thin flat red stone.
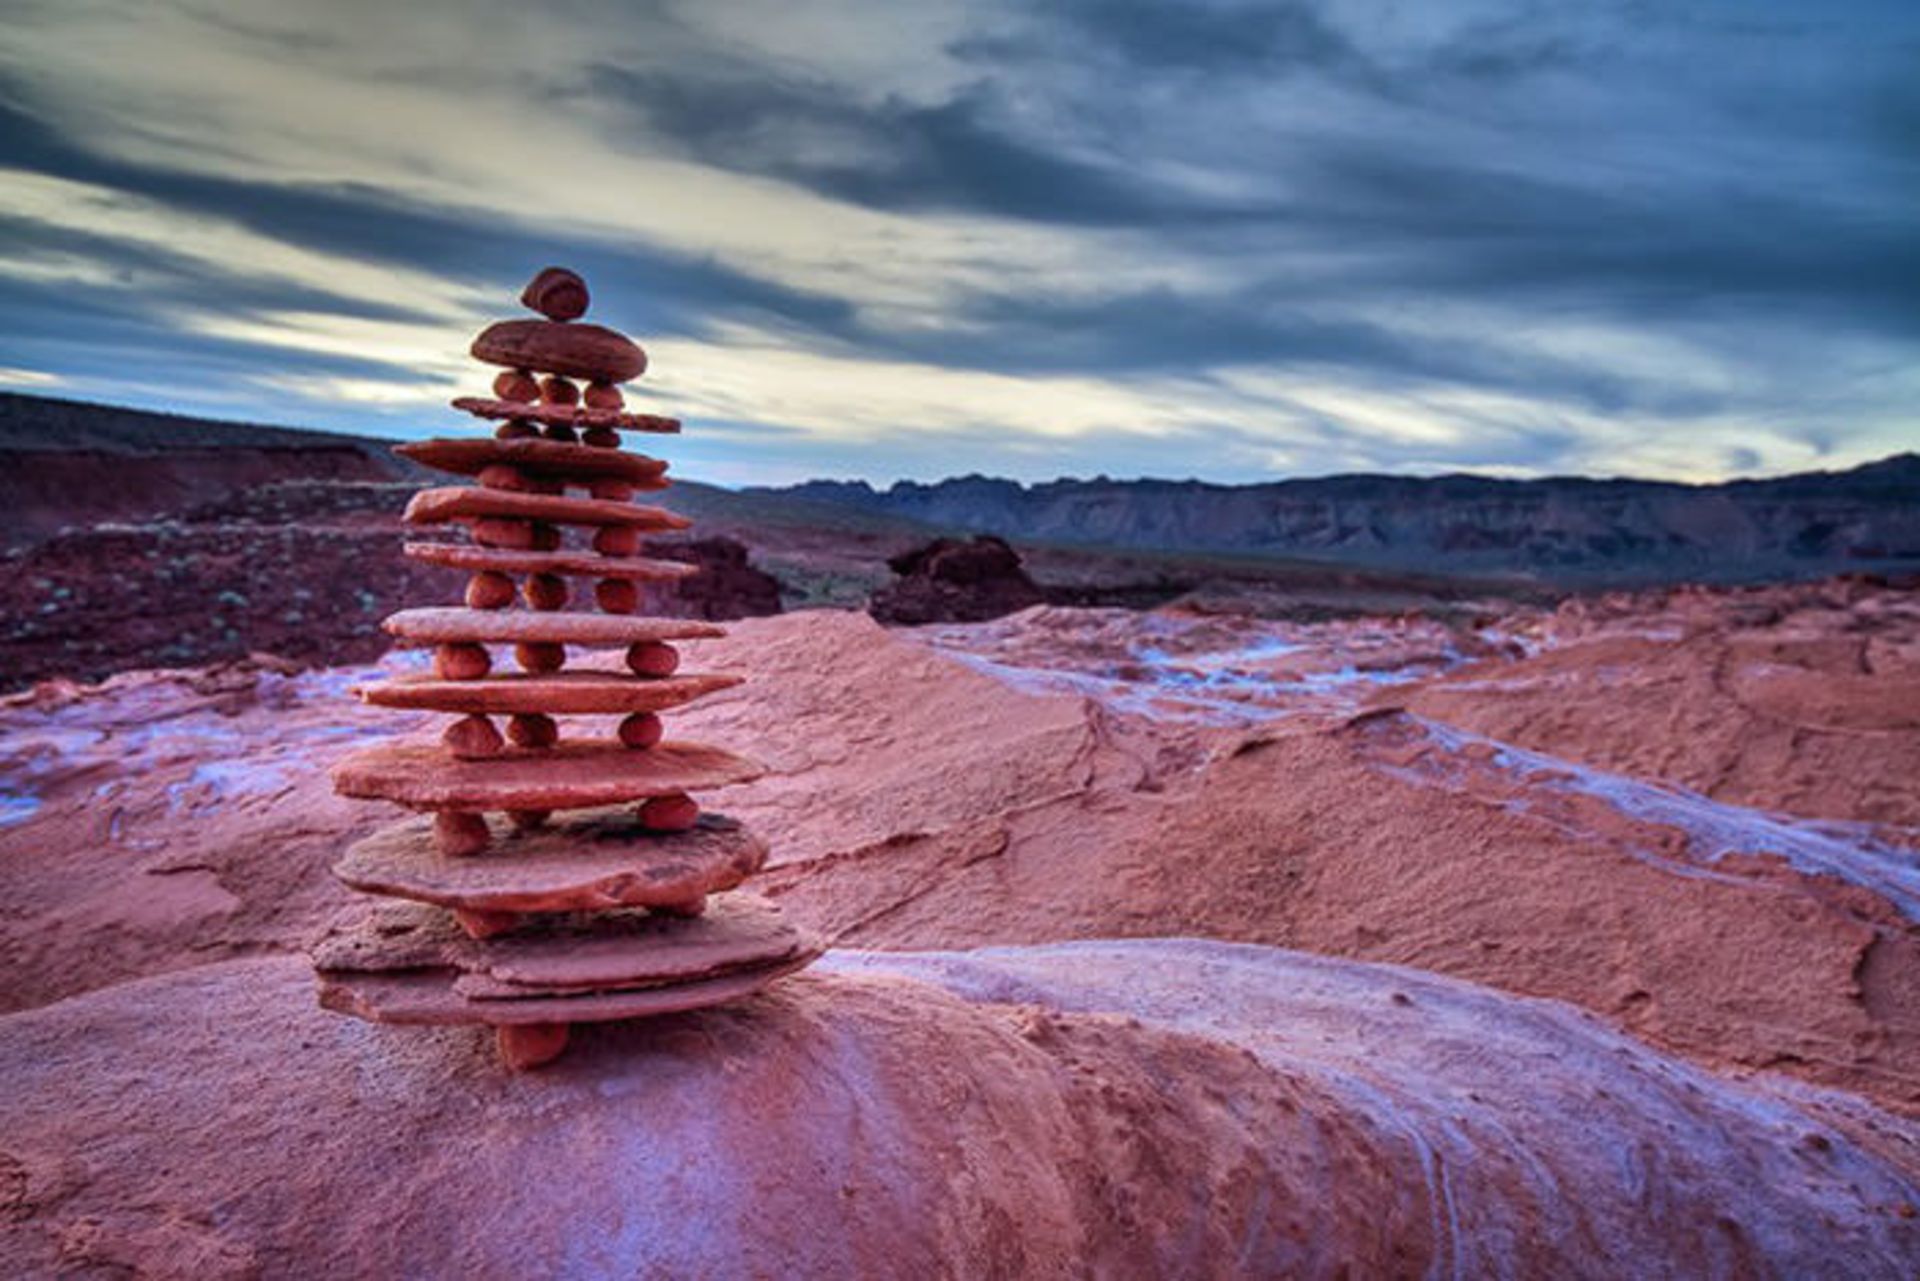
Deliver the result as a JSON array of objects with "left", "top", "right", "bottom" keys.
[
  {"left": 330, "top": 739, "right": 760, "bottom": 810},
  {"left": 396, "top": 437, "right": 670, "bottom": 484},
  {"left": 316, "top": 952, "right": 817, "bottom": 1027},
  {"left": 405, "top": 487, "right": 691, "bottom": 531},
  {"left": 383, "top": 608, "right": 723, "bottom": 647},
  {"left": 450, "top": 397, "right": 680, "bottom": 434},
  {"left": 333, "top": 809, "right": 768, "bottom": 913},
  {"left": 404, "top": 543, "right": 698, "bottom": 581},
  {"left": 470, "top": 319, "right": 647, "bottom": 383},
  {"left": 354, "top": 671, "right": 740, "bottom": 714}
]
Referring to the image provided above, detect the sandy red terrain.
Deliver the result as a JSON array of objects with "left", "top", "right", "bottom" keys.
[{"left": 4, "top": 575, "right": 1919, "bottom": 1273}]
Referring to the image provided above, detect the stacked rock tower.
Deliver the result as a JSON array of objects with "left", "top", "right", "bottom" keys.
[{"left": 312, "top": 268, "right": 820, "bottom": 1069}]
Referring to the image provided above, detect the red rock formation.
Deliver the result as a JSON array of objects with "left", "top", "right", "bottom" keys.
[{"left": 869, "top": 534, "right": 1045, "bottom": 624}]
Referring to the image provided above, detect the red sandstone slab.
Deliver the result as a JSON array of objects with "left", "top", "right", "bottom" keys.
[
  {"left": 331, "top": 739, "right": 761, "bottom": 810},
  {"left": 450, "top": 397, "right": 680, "bottom": 434},
  {"left": 471, "top": 319, "right": 647, "bottom": 383},
  {"left": 382, "top": 608, "right": 724, "bottom": 647},
  {"left": 396, "top": 437, "right": 670, "bottom": 484},
  {"left": 317, "top": 951, "right": 817, "bottom": 1026},
  {"left": 404, "top": 543, "right": 698, "bottom": 581},
  {"left": 354, "top": 672, "right": 740, "bottom": 714},
  {"left": 333, "top": 809, "right": 768, "bottom": 913},
  {"left": 405, "top": 487, "right": 691, "bottom": 531}
]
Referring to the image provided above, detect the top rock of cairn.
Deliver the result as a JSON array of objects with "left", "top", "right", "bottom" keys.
[{"left": 315, "top": 268, "right": 819, "bottom": 1070}]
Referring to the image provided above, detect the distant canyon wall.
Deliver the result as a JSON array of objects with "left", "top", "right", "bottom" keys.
[{"left": 764, "top": 456, "right": 1920, "bottom": 583}]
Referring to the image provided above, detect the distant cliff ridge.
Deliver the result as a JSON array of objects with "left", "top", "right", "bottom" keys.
[{"left": 758, "top": 456, "right": 1920, "bottom": 583}]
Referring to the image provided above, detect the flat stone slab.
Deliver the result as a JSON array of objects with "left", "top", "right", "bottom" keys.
[
  {"left": 397, "top": 437, "right": 671, "bottom": 483},
  {"left": 354, "top": 672, "right": 741, "bottom": 714},
  {"left": 405, "top": 487, "right": 691, "bottom": 530},
  {"left": 334, "top": 809, "right": 768, "bottom": 913},
  {"left": 383, "top": 608, "right": 724, "bottom": 647},
  {"left": 405, "top": 543, "right": 698, "bottom": 581},
  {"left": 331, "top": 740, "right": 762, "bottom": 810},
  {"left": 471, "top": 319, "right": 647, "bottom": 384},
  {"left": 450, "top": 397, "right": 680, "bottom": 434},
  {"left": 313, "top": 896, "right": 821, "bottom": 1025}
]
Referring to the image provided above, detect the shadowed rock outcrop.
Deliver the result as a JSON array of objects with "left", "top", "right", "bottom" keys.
[{"left": 869, "top": 534, "right": 1045, "bottom": 624}]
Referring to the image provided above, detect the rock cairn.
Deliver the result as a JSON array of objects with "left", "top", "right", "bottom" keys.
[{"left": 311, "top": 268, "right": 820, "bottom": 1069}]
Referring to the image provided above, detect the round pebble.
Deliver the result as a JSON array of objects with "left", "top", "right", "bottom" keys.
[
  {"left": 507, "top": 712, "right": 559, "bottom": 749},
  {"left": 434, "top": 811, "right": 491, "bottom": 858},
  {"left": 442, "top": 714, "right": 504, "bottom": 759},
  {"left": 515, "top": 641, "right": 566, "bottom": 673},
  {"left": 626, "top": 641, "right": 680, "bottom": 677},
  {"left": 471, "top": 518, "right": 535, "bottom": 550},
  {"left": 583, "top": 381, "right": 623, "bottom": 410},
  {"left": 593, "top": 525, "right": 641, "bottom": 556},
  {"left": 434, "top": 643, "right": 491, "bottom": 681},
  {"left": 617, "top": 711, "right": 663, "bottom": 749},
  {"left": 596, "top": 579, "right": 639, "bottom": 614},
  {"left": 495, "top": 420, "right": 540, "bottom": 440},
  {"left": 583, "top": 426, "right": 621, "bottom": 449},
  {"left": 493, "top": 369, "right": 541, "bottom": 403},
  {"left": 466, "top": 572, "right": 516, "bottom": 610},
  {"left": 543, "top": 422, "right": 579, "bottom": 444},
  {"left": 540, "top": 375, "right": 579, "bottom": 406},
  {"left": 523, "top": 574, "right": 569, "bottom": 610},
  {"left": 638, "top": 793, "right": 700, "bottom": 832},
  {"left": 477, "top": 463, "right": 530, "bottom": 492},
  {"left": 528, "top": 522, "right": 562, "bottom": 552}
]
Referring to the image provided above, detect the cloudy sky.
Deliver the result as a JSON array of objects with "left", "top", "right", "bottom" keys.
[{"left": 0, "top": 0, "right": 1914, "bottom": 486}]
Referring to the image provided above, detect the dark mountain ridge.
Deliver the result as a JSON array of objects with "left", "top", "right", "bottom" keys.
[{"left": 759, "top": 455, "right": 1920, "bottom": 584}]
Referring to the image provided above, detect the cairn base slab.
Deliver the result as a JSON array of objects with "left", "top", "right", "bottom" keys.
[
  {"left": 312, "top": 896, "right": 821, "bottom": 1026},
  {"left": 334, "top": 809, "right": 768, "bottom": 913}
]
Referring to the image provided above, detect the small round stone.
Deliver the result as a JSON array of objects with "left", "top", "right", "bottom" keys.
[
  {"left": 583, "top": 426, "right": 621, "bottom": 450},
  {"left": 528, "top": 522, "right": 562, "bottom": 552},
  {"left": 626, "top": 641, "right": 680, "bottom": 677},
  {"left": 583, "top": 381, "right": 623, "bottom": 410},
  {"left": 589, "top": 480, "right": 635, "bottom": 502},
  {"left": 515, "top": 641, "right": 566, "bottom": 673},
  {"left": 434, "top": 810, "right": 491, "bottom": 858},
  {"left": 507, "top": 712, "right": 559, "bottom": 749},
  {"left": 524, "top": 574, "right": 569, "bottom": 611},
  {"left": 543, "top": 423, "right": 579, "bottom": 444},
  {"left": 466, "top": 572, "right": 516, "bottom": 610},
  {"left": 521, "top": 267, "right": 589, "bottom": 322},
  {"left": 638, "top": 793, "right": 700, "bottom": 832},
  {"left": 540, "top": 375, "right": 579, "bottom": 407},
  {"left": 593, "top": 525, "right": 641, "bottom": 557},
  {"left": 434, "top": 643, "right": 491, "bottom": 681},
  {"left": 495, "top": 420, "right": 540, "bottom": 440},
  {"left": 471, "top": 518, "right": 535, "bottom": 550},
  {"left": 617, "top": 711, "right": 663, "bottom": 749},
  {"left": 493, "top": 369, "right": 541, "bottom": 403},
  {"left": 497, "top": 1022, "right": 570, "bottom": 1071},
  {"left": 596, "top": 579, "right": 639, "bottom": 614},
  {"left": 442, "top": 713, "right": 504, "bottom": 759},
  {"left": 477, "top": 464, "right": 530, "bottom": 492}
]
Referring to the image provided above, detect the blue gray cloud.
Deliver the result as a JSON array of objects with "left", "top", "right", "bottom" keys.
[{"left": 0, "top": 0, "right": 1913, "bottom": 484}]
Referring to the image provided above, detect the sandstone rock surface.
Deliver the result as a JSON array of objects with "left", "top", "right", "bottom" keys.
[{"left": 2, "top": 948, "right": 1918, "bottom": 1277}]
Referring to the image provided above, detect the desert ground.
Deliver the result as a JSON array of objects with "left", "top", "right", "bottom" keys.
[{"left": 4, "top": 443, "right": 1920, "bottom": 1273}]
